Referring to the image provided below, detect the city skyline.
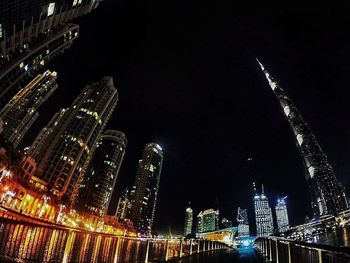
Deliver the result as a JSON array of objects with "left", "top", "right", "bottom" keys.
[{"left": 2, "top": 0, "right": 349, "bottom": 236}]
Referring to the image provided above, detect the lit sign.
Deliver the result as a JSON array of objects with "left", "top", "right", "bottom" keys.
[{"left": 47, "top": 3, "right": 55, "bottom": 16}]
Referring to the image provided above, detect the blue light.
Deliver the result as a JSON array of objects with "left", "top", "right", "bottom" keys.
[{"left": 242, "top": 240, "right": 250, "bottom": 247}]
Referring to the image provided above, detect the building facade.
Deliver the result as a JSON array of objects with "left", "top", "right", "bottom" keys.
[
  {"left": 275, "top": 196, "right": 290, "bottom": 233},
  {"left": 116, "top": 188, "right": 130, "bottom": 221},
  {"left": 128, "top": 143, "right": 163, "bottom": 233},
  {"left": 0, "top": 0, "right": 101, "bottom": 109},
  {"left": 0, "top": 70, "right": 58, "bottom": 147},
  {"left": 258, "top": 60, "right": 348, "bottom": 217},
  {"left": 76, "top": 130, "right": 127, "bottom": 217},
  {"left": 184, "top": 206, "right": 193, "bottom": 236},
  {"left": 0, "top": 0, "right": 100, "bottom": 57},
  {"left": 237, "top": 207, "right": 250, "bottom": 237},
  {"left": 254, "top": 185, "right": 274, "bottom": 237},
  {"left": 196, "top": 209, "right": 219, "bottom": 234},
  {"left": 0, "top": 24, "right": 79, "bottom": 109},
  {"left": 29, "top": 77, "right": 118, "bottom": 203}
]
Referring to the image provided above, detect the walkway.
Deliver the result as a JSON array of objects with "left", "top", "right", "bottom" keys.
[{"left": 171, "top": 248, "right": 263, "bottom": 263}]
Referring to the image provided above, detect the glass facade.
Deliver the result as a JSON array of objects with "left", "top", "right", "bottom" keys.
[
  {"left": 275, "top": 196, "right": 290, "bottom": 233},
  {"left": 128, "top": 143, "right": 163, "bottom": 234},
  {"left": 254, "top": 185, "right": 274, "bottom": 237},
  {"left": 237, "top": 207, "right": 249, "bottom": 237},
  {"left": 0, "top": 70, "right": 57, "bottom": 147},
  {"left": 29, "top": 77, "right": 118, "bottom": 203},
  {"left": 196, "top": 209, "right": 219, "bottom": 233},
  {"left": 258, "top": 60, "right": 349, "bottom": 217},
  {"left": 76, "top": 130, "right": 127, "bottom": 217},
  {"left": 0, "top": 24, "right": 79, "bottom": 109},
  {"left": 184, "top": 206, "right": 193, "bottom": 236}
]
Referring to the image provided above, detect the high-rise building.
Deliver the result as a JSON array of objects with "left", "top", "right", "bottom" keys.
[
  {"left": 258, "top": 60, "right": 349, "bottom": 217},
  {"left": 196, "top": 209, "right": 219, "bottom": 233},
  {"left": 184, "top": 206, "right": 193, "bottom": 236},
  {"left": 275, "top": 196, "right": 290, "bottom": 233},
  {"left": 221, "top": 217, "right": 233, "bottom": 229},
  {"left": 116, "top": 188, "right": 130, "bottom": 220},
  {"left": 76, "top": 130, "right": 127, "bottom": 217},
  {"left": 29, "top": 76, "right": 118, "bottom": 203},
  {"left": 254, "top": 184, "right": 274, "bottom": 237},
  {"left": 0, "top": 0, "right": 100, "bottom": 57},
  {"left": 237, "top": 207, "right": 250, "bottom": 237},
  {"left": 0, "top": 0, "right": 101, "bottom": 109},
  {"left": 128, "top": 143, "right": 163, "bottom": 233},
  {"left": 0, "top": 70, "right": 58, "bottom": 147},
  {"left": 0, "top": 24, "right": 79, "bottom": 109}
]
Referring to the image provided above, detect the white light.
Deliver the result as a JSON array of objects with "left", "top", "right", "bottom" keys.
[
  {"left": 47, "top": 3, "right": 55, "bottom": 16},
  {"left": 308, "top": 166, "right": 316, "bottom": 178},
  {"left": 283, "top": 106, "right": 290, "bottom": 117},
  {"left": 297, "top": 134, "right": 303, "bottom": 146}
]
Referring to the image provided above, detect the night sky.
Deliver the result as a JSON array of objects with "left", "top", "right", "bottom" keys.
[{"left": 21, "top": 1, "right": 350, "bottom": 235}]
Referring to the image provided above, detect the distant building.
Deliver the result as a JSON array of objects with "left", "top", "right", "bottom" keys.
[
  {"left": 76, "top": 130, "right": 127, "bottom": 217},
  {"left": 116, "top": 188, "right": 130, "bottom": 220},
  {"left": 128, "top": 143, "right": 163, "bottom": 233},
  {"left": 29, "top": 77, "right": 118, "bottom": 203},
  {"left": 275, "top": 196, "right": 290, "bottom": 233},
  {"left": 237, "top": 207, "right": 249, "bottom": 237},
  {"left": 254, "top": 184, "right": 274, "bottom": 237},
  {"left": 0, "top": 70, "right": 58, "bottom": 147},
  {"left": 221, "top": 218, "right": 232, "bottom": 229},
  {"left": 196, "top": 209, "right": 219, "bottom": 233},
  {"left": 258, "top": 60, "right": 348, "bottom": 217},
  {"left": 184, "top": 206, "right": 193, "bottom": 236}
]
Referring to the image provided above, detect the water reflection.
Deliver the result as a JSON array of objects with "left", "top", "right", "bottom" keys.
[{"left": 312, "top": 225, "right": 350, "bottom": 247}]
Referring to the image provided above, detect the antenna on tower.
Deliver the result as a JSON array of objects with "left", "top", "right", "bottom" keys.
[
  {"left": 262, "top": 184, "right": 265, "bottom": 195},
  {"left": 253, "top": 182, "right": 257, "bottom": 195}
]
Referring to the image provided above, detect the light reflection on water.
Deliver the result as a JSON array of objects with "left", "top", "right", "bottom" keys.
[
  {"left": 312, "top": 225, "right": 350, "bottom": 247},
  {"left": 0, "top": 221, "right": 149, "bottom": 262}
]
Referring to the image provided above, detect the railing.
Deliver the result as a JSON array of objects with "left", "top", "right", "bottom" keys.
[
  {"left": 0, "top": 217, "right": 228, "bottom": 262},
  {"left": 255, "top": 236, "right": 350, "bottom": 263}
]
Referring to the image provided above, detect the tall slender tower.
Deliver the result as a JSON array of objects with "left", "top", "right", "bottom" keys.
[
  {"left": 0, "top": 70, "right": 58, "bottom": 147},
  {"left": 76, "top": 130, "right": 127, "bottom": 217},
  {"left": 184, "top": 206, "right": 193, "bottom": 236},
  {"left": 258, "top": 60, "right": 348, "bottom": 217},
  {"left": 275, "top": 196, "right": 290, "bottom": 232},
  {"left": 29, "top": 77, "right": 118, "bottom": 203},
  {"left": 128, "top": 143, "right": 163, "bottom": 233},
  {"left": 254, "top": 184, "right": 274, "bottom": 237}
]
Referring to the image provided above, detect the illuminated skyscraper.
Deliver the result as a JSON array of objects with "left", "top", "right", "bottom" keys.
[
  {"left": 237, "top": 207, "right": 250, "bottom": 237},
  {"left": 76, "top": 130, "right": 127, "bottom": 216},
  {"left": 128, "top": 143, "right": 163, "bottom": 233},
  {"left": 254, "top": 184, "right": 274, "bottom": 237},
  {"left": 29, "top": 77, "right": 118, "bottom": 202},
  {"left": 184, "top": 206, "right": 193, "bottom": 236},
  {"left": 0, "top": 0, "right": 101, "bottom": 108},
  {"left": 196, "top": 209, "right": 219, "bottom": 233},
  {"left": 258, "top": 60, "right": 348, "bottom": 217},
  {"left": 0, "top": 70, "right": 57, "bottom": 147},
  {"left": 275, "top": 196, "right": 290, "bottom": 233},
  {"left": 116, "top": 188, "right": 130, "bottom": 220}
]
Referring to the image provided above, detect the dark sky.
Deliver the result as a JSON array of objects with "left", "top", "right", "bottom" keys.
[{"left": 21, "top": 1, "right": 350, "bottom": 235}]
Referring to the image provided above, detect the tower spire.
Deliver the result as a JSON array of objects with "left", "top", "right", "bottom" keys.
[{"left": 257, "top": 59, "right": 349, "bottom": 217}]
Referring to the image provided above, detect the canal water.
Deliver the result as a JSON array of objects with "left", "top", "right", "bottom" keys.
[{"left": 311, "top": 225, "right": 350, "bottom": 247}]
